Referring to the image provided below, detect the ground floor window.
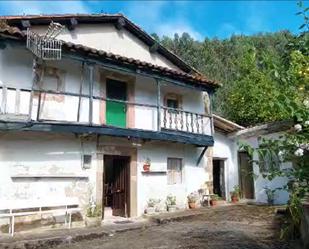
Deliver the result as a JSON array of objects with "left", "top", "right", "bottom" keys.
[{"left": 167, "top": 158, "right": 183, "bottom": 185}]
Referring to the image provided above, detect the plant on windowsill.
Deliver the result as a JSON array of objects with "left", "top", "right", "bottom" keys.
[
  {"left": 85, "top": 200, "right": 102, "bottom": 227},
  {"left": 187, "top": 192, "right": 199, "bottom": 209},
  {"left": 146, "top": 198, "right": 160, "bottom": 215},
  {"left": 230, "top": 185, "right": 241, "bottom": 203},
  {"left": 166, "top": 194, "right": 177, "bottom": 212},
  {"left": 143, "top": 158, "right": 151, "bottom": 172}
]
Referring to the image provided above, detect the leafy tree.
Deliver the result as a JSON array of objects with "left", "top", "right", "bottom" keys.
[
  {"left": 241, "top": 1, "right": 309, "bottom": 238},
  {"left": 154, "top": 29, "right": 295, "bottom": 126}
]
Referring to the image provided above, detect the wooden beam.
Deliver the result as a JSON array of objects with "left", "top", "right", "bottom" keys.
[
  {"left": 21, "top": 20, "right": 31, "bottom": 29},
  {"left": 88, "top": 63, "right": 94, "bottom": 125},
  {"left": 209, "top": 92, "right": 214, "bottom": 136},
  {"left": 0, "top": 41, "right": 6, "bottom": 50},
  {"left": 28, "top": 58, "right": 37, "bottom": 121},
  {"left": 0, "top": 121, "right": 214, "bottom": 147},
  {"left": 77, "top": 62, "right": 84, "bottom": 122},
  {"left": 196, "top": 147, "right": 207, "bottom": 166},
  {"left": 149, "top": 42, "right": 159, "bottom": 53},
  {"left": 115, "top": 17, "right": 126, "bottom": 30},
  {"left": 67, "top": 18, "right": 78, "bottom": 31},
  {"left": 156, "top": 79, "right": 161, "bottom": 131}
]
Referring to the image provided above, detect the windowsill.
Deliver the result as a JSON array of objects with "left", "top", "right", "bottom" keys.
[{"left": 141, "top": 171, "right": 167, "bottom": 174}]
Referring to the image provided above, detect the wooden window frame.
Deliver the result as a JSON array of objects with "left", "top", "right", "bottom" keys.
[
  {"left": 167, "top": 157, "right": 183, "bottom": 185},
  {"left": 164, "top": 93, "right": 182, "bottom": 110}
]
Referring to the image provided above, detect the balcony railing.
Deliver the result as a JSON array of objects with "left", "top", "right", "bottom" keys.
[
  {"left": 0, "top": 85, "right": 213, "bottom": 136},
  {"left": 161, "top": 107, "right": 211, "bottom": 135}
]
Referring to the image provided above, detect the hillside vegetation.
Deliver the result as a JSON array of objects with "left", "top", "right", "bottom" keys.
[{"left": 153, "top": 31, "right": 308, "bottom": 126}]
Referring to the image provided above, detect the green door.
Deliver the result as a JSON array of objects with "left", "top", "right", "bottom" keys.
[{"left": 106, "top": 79, "right": 127, "bottom": 128}]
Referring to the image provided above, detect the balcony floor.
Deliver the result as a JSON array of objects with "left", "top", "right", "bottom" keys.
[{"left": 0, "top": 121, "right": 214, "bottom": 147}]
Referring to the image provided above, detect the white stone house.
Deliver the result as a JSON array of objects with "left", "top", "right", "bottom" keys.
[
  {"left": 210, "top": 115, "right": 293, "bottom": 206},
  {"left": 0, "top": 14, "right": 291, "bottom": 234},
  {"left": 231, "top": 120, "right": 293, "bottom": 205},
  {"left": 0, "top": 14, "right": 231, "bottom": 230}
]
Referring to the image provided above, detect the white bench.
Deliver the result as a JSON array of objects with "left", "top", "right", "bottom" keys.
[{"left": 0, "top": 198, "right": 81, "bottom": 236}]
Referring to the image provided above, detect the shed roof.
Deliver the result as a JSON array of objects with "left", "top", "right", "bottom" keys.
[{"left": 213, "top": 114, "right": 244, "bottom": 134}]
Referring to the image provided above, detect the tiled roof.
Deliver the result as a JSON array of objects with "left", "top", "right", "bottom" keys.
[
  {"left": 0, "top": 14, "right": 197, "bottom": 74},
  {"left": 0, "top": 25, "right": 219, "bottom": 88}
]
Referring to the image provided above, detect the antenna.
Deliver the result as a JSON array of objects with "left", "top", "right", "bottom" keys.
[{"left": 27, "top": 21, "right": 65, "bottom": 60}]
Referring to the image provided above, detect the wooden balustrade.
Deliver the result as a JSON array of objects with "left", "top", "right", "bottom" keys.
[
  {"left": 160, "top": 106, "right": 211, "bottom": 135},
  {"left": 0, "top": 86, "right": 213, "bottom": 136}
]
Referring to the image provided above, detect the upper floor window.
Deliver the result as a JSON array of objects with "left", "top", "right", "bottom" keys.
[
  {"left": 167, "top": 99, "right": 179, "bottom": 109},
  {"left": 167, "top": 158, "right": 183, "bottom": 185},
  {"left": 164, "top": 93, "right": 182, "bottom": 111}
]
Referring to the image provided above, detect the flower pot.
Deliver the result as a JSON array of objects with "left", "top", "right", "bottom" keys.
[
  {"left": 231, "top": 196, "right": 239, "bottom": 203},
  {"left": 146, "top": 206, "right": 156, "bottom": 215},
  {"left": 210, "top": 200, "right": 217, "bottom": 206},
  {"left": 167, "top": 205, "right": 177, "bottom": 212},
  {"left": 85, "top": 216, "right": 101, "bottom": 227},
  {"left": 188, "top": 202, "right": 196, "bottom": 209},
  {"left": 143, "top": 164, "right": 150, "bottom": 172}
]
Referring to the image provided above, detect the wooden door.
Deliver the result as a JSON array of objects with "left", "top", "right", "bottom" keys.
[
  {"left": 112, "top": 157, "right": 129, "bottom": 217},
  {"left": 106, "top": 79, "right": 127, "bottom": 128},
  {"left": 238, "top": 151, "right": 255, "bottom": 199}
]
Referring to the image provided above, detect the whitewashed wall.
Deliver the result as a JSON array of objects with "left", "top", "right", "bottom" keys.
[
  {"left": 238, "top": 133, "right": 292, "bottom": 205},
  {"left": 213, "top": 132, "right": 239, "bottom": 200},
  {"left": 137, "top": 141, "right": 208, "bottom": 216},
  {"left": 0, "top": 132, "right": 97, "bottom": 227},
  {"left": 32, "top": 24, "right": 180, "bottom": 71}
]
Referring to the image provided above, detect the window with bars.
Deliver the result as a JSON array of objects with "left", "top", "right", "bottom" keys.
[{"left": 167, "top": 158, "right": 183, "bottom": 185}]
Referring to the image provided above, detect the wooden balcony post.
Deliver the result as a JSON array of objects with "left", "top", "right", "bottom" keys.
[
  {"left": 88, "top": 63, "right": 94, "bottom": 125},
  {"left": 28, "top": 57, "right": 37, "bottom": 121},
  {"left": 209, "top": 92, "right": 214, "bottom": 136},
  {"left": 156, "top": 79, "right": 161, "bottom": 131}
]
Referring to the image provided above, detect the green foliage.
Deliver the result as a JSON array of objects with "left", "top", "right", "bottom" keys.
[
  {"left": 86, "top": 204, "right": 102, "bottom": 217},
  {"left": 155, "top": 29, "right": 304, "bottom": 126},
  {"left": 211, "top": 194, "right": 221, "bottom": 201},
  {"left": 166, "top": 194, "right": 176, "bottom": 206},
  {"left": 230, "top": 185, "right": 241, "bottom": 198}
]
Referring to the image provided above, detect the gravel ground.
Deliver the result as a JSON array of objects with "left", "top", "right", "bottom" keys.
[{"left": 56, "top": 205, "right": 293, "bottom": 249}]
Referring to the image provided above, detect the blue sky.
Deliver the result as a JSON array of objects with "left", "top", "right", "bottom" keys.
[{"left": 0, "top": 1, "right": 306, "bottom": 40}]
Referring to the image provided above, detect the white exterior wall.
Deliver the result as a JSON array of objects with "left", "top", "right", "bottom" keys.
[
  {"left": 213, "top": 132, "right": 239, "bottom": 199},
  {"left": 0, "top": 133, "right": 210, "bottom": 220},
  {"left": 0, "top": 132, "right": 97, "bottom": 226},
  {"left": 32, "top": 24, "right": 180, "bottom": 71},
  {"left": 238, "top": 133, "right": 292, "bottom": 205},
  {"left": 137, "top": 141, "right": 209, "bottom": 216}
]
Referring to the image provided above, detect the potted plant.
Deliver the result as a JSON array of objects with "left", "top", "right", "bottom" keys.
[
  {"left": 230, "top": 185, "right": 241, "bottom": 203},
  {"left": 146, "top": 198, "right": 160, "bottom": 214},
  {"left": 166, "top": 195, "right": 177, "bottom": 212},
  {"left": 143, "top": 158, "right": 151, "bottom": 172},
  {"left": 264, "top": 187, "right": 277, "bottom": 205},
  {"left": 85, "top": 202, "right": 102, "bottom": 227},
  {"left": 210, "top": 194, "right": 220, "bottom": 206},
  {"left": 187, "top": 192, "right": 199, "bottom": 209}
]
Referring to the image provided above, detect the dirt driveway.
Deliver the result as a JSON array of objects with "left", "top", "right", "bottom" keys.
[{"left": 56, "top": 205, "right": 292, "bottom": 249}]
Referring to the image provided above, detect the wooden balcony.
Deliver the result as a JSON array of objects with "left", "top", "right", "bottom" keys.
[{"left": 0, "top": 85, "right": 214, "bottom": 146}]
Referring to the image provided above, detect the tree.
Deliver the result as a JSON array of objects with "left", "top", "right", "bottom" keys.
[
  {"left": 154, "top": 30, "right": 295, "bottom": 126},
  {"left": 241, "top": 2, "right": 309, "bottom": 238}
]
